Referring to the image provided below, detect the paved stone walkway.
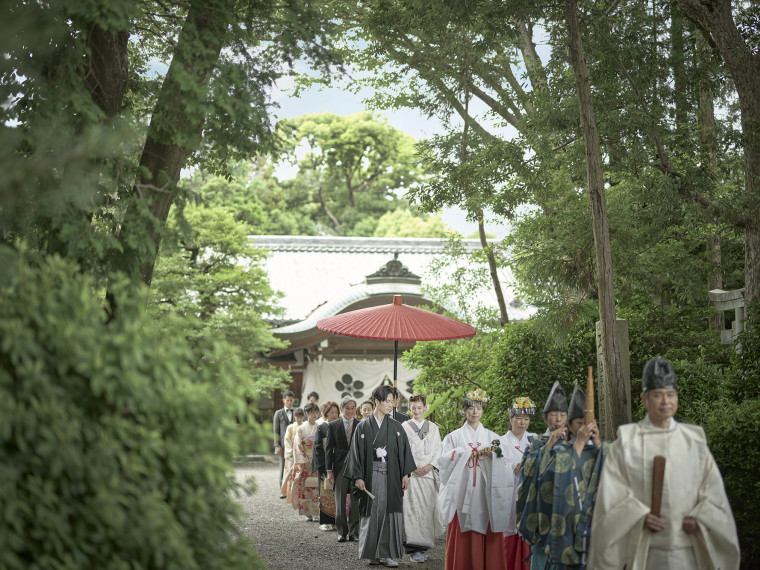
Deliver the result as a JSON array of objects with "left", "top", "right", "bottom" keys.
[{"left": 234, "top": 461, "right": 446, "bottom": 569}]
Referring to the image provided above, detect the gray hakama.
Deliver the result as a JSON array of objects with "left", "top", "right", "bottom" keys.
[{"left": 357, "top": 462, "right": 405, "bottom": 561}]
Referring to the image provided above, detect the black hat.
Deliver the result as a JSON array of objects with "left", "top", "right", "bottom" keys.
[
  {"left": 542, "top": 381, "right": 568, "bottom": 414},
  {"left": 642, "top": 357, "right": 677, "bottom": 392},
  {"left": 567, "top": 385, "right": 586, "bottom": 422}
]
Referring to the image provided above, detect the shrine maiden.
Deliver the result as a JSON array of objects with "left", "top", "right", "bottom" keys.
[{"left": 437, "top": 389, "right": 513, "bottom": 570}]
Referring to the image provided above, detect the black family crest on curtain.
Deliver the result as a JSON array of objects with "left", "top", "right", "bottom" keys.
[{"left": 336, "top": 374, "right": 365, "bottom": 399}]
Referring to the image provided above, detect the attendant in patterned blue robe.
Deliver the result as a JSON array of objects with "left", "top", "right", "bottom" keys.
[{"left": 517, "top": 385, "right": 607, "bottom": 570}]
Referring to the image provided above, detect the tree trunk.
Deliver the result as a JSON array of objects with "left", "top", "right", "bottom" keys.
[
  {"left": 477, "top": 214, "right": 509, "bottom": 326},
  {"left": 84, "top": 24, "right": 130, "bottom": 119},
  {"left": 115, "top": 0, "right": 231, "bottom": 288},
  {"left": 676, "top": 0, "right": 760, "bottom": 311},
  {"left": 670, "top": 7, "right": 687, "bottom": 134},
  {"left": 564, "top": 0, "right": 629, "bottom": 433},
  {"left": 47, "top": 21, "right": 131, "bottom": 261},
  {"left": 318, "top": 182, "right": 342, "bottom": 232},
  {"left": 696, "top": 31, "right": 724, "bottom": 331}
]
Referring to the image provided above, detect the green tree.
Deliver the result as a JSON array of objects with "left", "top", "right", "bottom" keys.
[
  {"left": 372, "top": 209, "right": 450, "bottom": 238},
  {"left": 1, "top": 0, "right": 341, "bottom": 292},
  {"left": 181, "top": 159, "right": 318, "bottom": 235},
  {"left": 674, "top": 0, "right": 760, "bottom": 309},
  {"left": 276, "top": 112, "right": 425, "bottom": 235},
  {"left": 150, "top": 203, "right": 290, "bottom": 396},
  {"left": 0, "top": 3, "right": 337, "bottom": 564}
]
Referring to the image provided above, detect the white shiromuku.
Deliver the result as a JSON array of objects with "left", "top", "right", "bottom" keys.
[
  {"left": 402, "top": 419, "right": 444, "bottom": 549},
  {"left": 437, "top": 422, "right": 514, "bottom": 534}
]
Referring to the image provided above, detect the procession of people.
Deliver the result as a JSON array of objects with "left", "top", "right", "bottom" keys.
[{"left": 272, "top": 357, "right": 740, "bottom": 569}]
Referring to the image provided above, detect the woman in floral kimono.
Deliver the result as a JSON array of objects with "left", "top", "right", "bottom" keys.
[
  {"left": 292, "top": 402, "right": 321, "bottom": 520},
  {"left": 281, "top": 407, "right": 304, "bottom": 502}
]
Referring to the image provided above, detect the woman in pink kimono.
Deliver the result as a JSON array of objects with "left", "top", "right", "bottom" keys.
[{"left": 291, "top": 402, "right": 320, "bottom": 520}]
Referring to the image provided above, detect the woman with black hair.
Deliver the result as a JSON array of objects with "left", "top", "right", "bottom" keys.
[
  {"left": 292, "top": 402, "right": 321, "bottom": 521},
  {"left": 437, "top": 390, "right": 511, "bottom": 570}
]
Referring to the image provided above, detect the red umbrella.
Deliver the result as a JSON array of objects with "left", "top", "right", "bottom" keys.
[{"left": 317, "top": 295, "right": 476, "bottom": 406}]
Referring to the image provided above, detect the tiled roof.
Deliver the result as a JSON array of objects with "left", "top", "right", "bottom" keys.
[{"left": 249, "top": 235, "right": 533, "bottom": 327}]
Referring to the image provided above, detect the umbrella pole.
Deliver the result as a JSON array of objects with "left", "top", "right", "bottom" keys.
[{"left": 393, "top": 340, "right": 398, "bottom": 414}]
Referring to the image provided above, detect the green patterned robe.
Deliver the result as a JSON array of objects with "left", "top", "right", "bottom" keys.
[{"left": 516, "top": 436, "right": 608, "bottom": 569}]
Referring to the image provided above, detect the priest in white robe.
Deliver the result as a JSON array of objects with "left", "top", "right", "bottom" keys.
[
  {"left": 589, "top": 357, "right": 740, "bottom": 570},
  {"left": 437, "top": 389, "right": 513, "bottom": 570},
  {"left": 401, "top": 394, "right": 444, "bottom": 563}
]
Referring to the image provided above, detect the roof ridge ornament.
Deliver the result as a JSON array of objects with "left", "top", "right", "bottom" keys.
[{"left": 365, "top": 253, "right": 421, "bottom": 285}]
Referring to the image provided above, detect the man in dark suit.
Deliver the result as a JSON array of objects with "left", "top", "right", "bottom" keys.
[
  {"left": 391, "top": 388, "right": 410, "bottom": 423},
  {"left": 273, "top": 390, "right": 296, "bottom": 495},
  {"left": 326, "top": 396, "right": 360, "bottom": 542}
]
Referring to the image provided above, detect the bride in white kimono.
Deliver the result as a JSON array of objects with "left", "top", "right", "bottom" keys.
[
  {"left": 437, "top": 389, "right": 513, "bottom": 570},
  {"left": 401, "top": 394, "right": 444, "bottom": 563}
]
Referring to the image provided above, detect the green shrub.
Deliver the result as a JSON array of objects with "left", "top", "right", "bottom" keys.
[
  {"left": 730, "top": 300, "right": 760, "bottom": 401},
  {"left": 0, "top": 255, "right": 262, "bottom": 569},
  {"left": 621, "top": 301, "right": 732, "bottom": 377},
  {"left": 484, "top": 321, "right": 596, "bottom": 435},
  {"left": 630, "top": 358, "right": 730, "bottom": 424},
  {"left": 404, "top": 332, "right": 500, "bottom": 436},
  {"left": 702, "top": 399, "right": 760, "bottom": 569}
]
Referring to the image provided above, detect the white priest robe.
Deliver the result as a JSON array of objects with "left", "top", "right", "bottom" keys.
[
  {"left": 402, "top": 419, "right": 444, "bottom": 549},
  {"left": 437, "top": 422, "right": 514, "bottom": 534},
  {"left": 589, "top": 415, "right": 740, "bottom": 570}
]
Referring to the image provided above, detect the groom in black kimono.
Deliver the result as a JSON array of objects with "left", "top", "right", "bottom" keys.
[{"left": 346, "top": 384, "right": 416, "bottom": 567}]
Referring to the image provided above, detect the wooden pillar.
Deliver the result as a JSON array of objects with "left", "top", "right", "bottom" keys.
[{"left": 596, "top": 318, "right": 631, "bottom": 440}]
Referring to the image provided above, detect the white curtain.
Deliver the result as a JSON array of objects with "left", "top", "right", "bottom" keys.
[{"left": 301, "top": 359, "right": 419, "bottom": 406}]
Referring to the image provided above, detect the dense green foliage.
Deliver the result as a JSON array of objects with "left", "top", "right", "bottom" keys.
[
  {"left": 703, "top": 399, "right": 760, "bottom": 567},
  {"left": 0, "top": 255, "right": 263, "bottom": 569},
  {"left": 180, "top": 113, "right": 448, "bottom": 239},
  {"left": 150, "top": 203, "right": 290, "bottom": 396},
  {"left": 0, "top": 1, "right": 339, "bottom": 565},
  {"left": 485, "top": 322, "right": 596, "bottom": 435},
  {"left": 3, "top": 0, "right": 759, "bottom": 566},
  {"left": 406, "top": 322, "right": 597, "bottom": 437},
  {"left": 731, "top": 301, "right": 760, "bottom": 401},
  {"left": 274, "top": 112, "right": 429, "bottom": 236}
]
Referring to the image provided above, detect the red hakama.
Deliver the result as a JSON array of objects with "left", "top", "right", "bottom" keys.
[
  {"left": 445, "top": 513, "right": 507, "bottom": 570},
  {"left": 504, "top": 533, "right": 530, "bottom": 570}
]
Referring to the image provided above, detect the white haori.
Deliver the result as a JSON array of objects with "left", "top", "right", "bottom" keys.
[
  {"left": 437, "top": 422, "right": 514, "bottom": 535},
  {"left": 402, "top": 419, "right": 444, "bottom": 548}
]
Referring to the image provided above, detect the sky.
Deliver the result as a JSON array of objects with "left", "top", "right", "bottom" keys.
[{"left": 268, "top": 70, "right": 511, "bottom": 239}]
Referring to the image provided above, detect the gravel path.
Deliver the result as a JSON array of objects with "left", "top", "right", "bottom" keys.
[{"left": 234, "top": 461, "right": 446, "bottom": 569}]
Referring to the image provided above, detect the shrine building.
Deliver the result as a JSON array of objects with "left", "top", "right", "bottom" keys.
[{"left": 250, "top": 235, "right": 531, "bottom": 418}]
